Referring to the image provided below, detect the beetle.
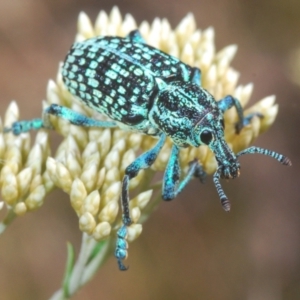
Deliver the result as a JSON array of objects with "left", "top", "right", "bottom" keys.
[{"left": 5, "top": 30, "right": 291, "bottom": 270}]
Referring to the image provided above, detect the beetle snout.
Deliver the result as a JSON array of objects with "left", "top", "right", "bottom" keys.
[
  {"left": 216, "top": 155, "right": 240, "bottom": 180},
  {"left": 220, "top": 164, "right": 240, "bottom": 179},
  {"left": 212, "top": 139, "right": 241, "bottom": 180}
]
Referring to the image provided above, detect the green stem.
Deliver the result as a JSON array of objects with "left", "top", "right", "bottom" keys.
[
  {"left": 68, "top": 233, "right": 96, "bottom": 294},
  {"left": 81, "top": 239, "right": 112, "bottom": 284},
  {"left": 49, "top": 234, "right": 112, "bottom": 300}
]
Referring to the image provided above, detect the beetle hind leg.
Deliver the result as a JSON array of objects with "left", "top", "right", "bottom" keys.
[{"left": 115, "top": 133, "right": 166, "bottom": 270}]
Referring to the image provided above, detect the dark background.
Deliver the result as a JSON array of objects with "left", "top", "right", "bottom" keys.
[{"left": 0, "top": 0, "right": 299, "bottom": 299}]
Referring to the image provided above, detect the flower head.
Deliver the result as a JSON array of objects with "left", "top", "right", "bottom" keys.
[{"left": 0, "top": 7, "right": 278, "bottom": 242}]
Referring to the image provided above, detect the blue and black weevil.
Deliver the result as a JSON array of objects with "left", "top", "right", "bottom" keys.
[{"left": 5, "top": 30, "right": 291, "bottom": 270}]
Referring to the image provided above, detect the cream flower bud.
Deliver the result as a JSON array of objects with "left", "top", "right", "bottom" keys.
[
  {"left": 101, "top": 182, "right": 121, "bottom": 207},
  {"left": 82, "top": 191, "right": 100, "bottom": 216},
  {"left": 46, "top": 79, "right": 60, "bottom": 104},
  {"left": 14, "top": 202, "right": 27, "bottom": 216},
  {"left": 104, "top": 149, "right": 120, "bottom": 170},
  {"left": 120, "top": 149, "right": 135, "bottom": 173},
  {"left": 66, "top": 152, "right": 82, "bottom": 179},
  {"left": 17, "top": 168, "right": 33, "bottom": 197},
  {"left": 127, "top": 224, "right": 142, "bottom": 242},
  {"left": 130, "top": 190, "right": 153, "bottom": 210},
  {"left": 25, "top": 185, "right": 46, "bottom": 210},
  {"left": 92, "top": 221, "right": 111, "bottom": 241},
  {"left": 82, "top": 141, "right": 100, "bottom": 161},
  {"left": 110, "top": 6, "right": 122, "bottom": 33},
  {"left": 1, "top": 171, "right": 18, "bottom": 205},
  {"left": 101, "top": 167, "right": 120, "bottom": 192},
  {"left": 97, "top": 129, "right": 111, "bottom": 157},
  {"left": 70, "top": 125, "right": 88, "bottom": 149},
  {"left": 4, "top": 101, "right": 19, "bottom": 128},
  {"left": 98, "top": 200, "right": 119, "bottom": 224},
  {"left": 95, "top": 11, "right": 109, "bottom": 36},
  {"left": 80, "top": 164, "right": 98, "bottom": 193},
  {"left": 77, "top": 12, "right": 94, "bottom": 39},
  {"left": 42, "top": 171, "right": 55, "bottom": 193},
  {"left": 79, "top": 212, "right": 96, "bottom": 235},
  {"left": 95, "top": 167, "right": 106, "bottom": 190},
  {"left": 26, "top": 144, "right": 43, "bottom": 175},
  {"left": 130, "top": 207, "right": 141, "bottom": 224},
  {"left": 46, "top": 157, "right": 58, "bottom": 183},
  {"left": 56, "top": 162, "right": 72, "bottom": 193},
  {"left": 70, "top": 178, "right": 87, "bottom": 213},
  {"left": 181, "top": 43, "right": 194, "bottom": 66}
]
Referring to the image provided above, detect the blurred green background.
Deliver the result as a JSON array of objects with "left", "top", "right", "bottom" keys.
[{"left": 0, "top": 0, "right": 299, "bottom": 299}]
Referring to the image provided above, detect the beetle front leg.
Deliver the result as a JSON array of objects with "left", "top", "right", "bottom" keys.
[
  {"left": 162, "top": 145, "right": 206, "bottom": 201},
  {"left": 115, "top": 133, "right": 166, "bottom": 271},
  {"left": 4, "top": 104, "right": 117, "bottom": 135},
  {"left": 217, "top": 95, "right": 262, "bottom": 133}
]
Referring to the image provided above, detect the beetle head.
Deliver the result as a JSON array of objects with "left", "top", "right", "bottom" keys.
[
  {"left": 193, "top": 110, "right": 240, "bottom": 179},
  {"left": 150, "top": 79, "right": 240, "bottom": 179}
]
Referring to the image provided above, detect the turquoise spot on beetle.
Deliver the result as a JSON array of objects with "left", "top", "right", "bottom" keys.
[
  {"left": 67, "top": 55, "right": 76, "bottom": 63},
  {"left": 70, "top": 80, "right": 78, "bottom": 89},
  {"left": 68, "top": 71, "right": 76, "bottom": 80},
  {"left": 85, "top": 69, "right": 96, "bottom": 78},
  {"left": 90, "top": 61, "right": 98, "bottom": 69},
  {"left": 106, "top": 70, "right": 118, "bottom": 80},
  {"left": 79, "top": 83, "right": 86, "bottom": 91},
  {"left": 118, "top": 86, "right": 126, "bottom": 94},
  {"left": 93, "top": 89, "right": 102, "bottom": 99},
  {"left": 78, "top": 57, "right": 86, "bottom": 65},
  {"left": 133, "top": 68, "right": 143, "bottom": 76},
  {"left": 77, "top": 74, "right": 84, "bottom": 82},
  {"left": 71, "top": 65, "right": 78, "bottom": 72},
  {"left": 88, "top": 78, "right": 99, "bottom": 88},
  {"left": 73, "top": 49, "right": 84, "bottom": 56},
  {"left": 105, "top": 78, "right": 111, "bottom": 85}
]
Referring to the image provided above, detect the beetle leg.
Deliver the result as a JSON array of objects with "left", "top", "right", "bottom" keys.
[
  {"left": 4, "top": 104, "right": 117, "bottom": 135},
  {"left": 217, "top": 95, "right": 265, "bottom": 134},
  {"left": 162, "top": 145, "right": 206, "bottom": 201},
  {"left": 190, "top": 67, "right": 202, "bottom": 86},
  {"left": 126, "top": 30, "right": 146, "bottom": 44},
  {"left": 115, "top": 133, "right": 166, "bottom": 270},
  {"left": 217, "top": 95, "right": 244, "bottom": 132},
  {"left": 237, "top": 112, "right": 264, "bottom": 127}
]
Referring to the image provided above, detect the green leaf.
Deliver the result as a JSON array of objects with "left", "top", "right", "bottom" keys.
[{"left": 63, "top": 242, "right": 75, "bottom": 298}]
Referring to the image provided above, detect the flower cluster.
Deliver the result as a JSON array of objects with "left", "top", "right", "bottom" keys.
[{"left": 0, "top": 7, "right": 278, "bottom": 242}]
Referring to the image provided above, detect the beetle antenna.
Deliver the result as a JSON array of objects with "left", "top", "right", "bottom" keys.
[
  {"left": 237, "top": 146, "right": 292, "bottom": 166},
  {"left": 213, "top": 168, "right": 231, "bottom": 212}
]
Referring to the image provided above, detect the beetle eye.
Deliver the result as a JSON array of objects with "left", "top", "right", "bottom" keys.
[{"left": 200, "top": 130, "right": 213, "bottom": 145}]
